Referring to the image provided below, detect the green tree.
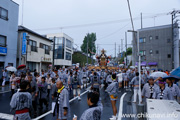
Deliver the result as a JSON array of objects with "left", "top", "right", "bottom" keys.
[
  {"left": 81, "top": 33, "right": 96, "bottom": 57},
  {"left": 126, "top": 47, "right": 132, "bottom": 55}
]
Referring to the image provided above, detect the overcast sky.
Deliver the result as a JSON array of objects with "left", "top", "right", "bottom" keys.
[{"left": 13, "top": 0, "right": 180, "bottom": 57}]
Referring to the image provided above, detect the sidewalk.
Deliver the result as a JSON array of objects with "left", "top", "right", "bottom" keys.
[{"left": 0, "top": 85, "right": 11, "bottom": 93}]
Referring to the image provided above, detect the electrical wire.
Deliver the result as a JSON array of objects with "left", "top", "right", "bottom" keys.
[
  {"left": 33, "top": 12, "right": 169, "bottom": 31},
  {"left": 97, "top": 22, "right": 130, "bottom": 41}
]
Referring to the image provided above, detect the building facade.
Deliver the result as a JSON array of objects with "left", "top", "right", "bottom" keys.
[
  {"left": 0, "top": 0, "right": 19, "bottom": 77},
  {"left": 17, "top": 26, "right": 53, "bottom": 72},
  {"left": 132, "top": 24, "right": 179, "bottom": 71},
  {"left": 46, "top": 33, "right": 73, "bottom": 68}
]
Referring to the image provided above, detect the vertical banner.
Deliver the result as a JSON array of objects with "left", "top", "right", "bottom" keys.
[{"left": 22, "top": 32, "right": 27, "bottom": 55}]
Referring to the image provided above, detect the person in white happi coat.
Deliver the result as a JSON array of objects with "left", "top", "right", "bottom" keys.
[
  {"left": 62, "top": 70, "right": 69, "bottom": 88},
  {"left": 165, "top": 77, "right": 180, "bottom": 100},
  {"left": 10, "top": 73, "right": 21, "bottom": 97},
  {"left": 106, "top": 73, "right": 119, "bottom": 120},
  {"left": 153, "top": 80, "right": 173, "bottom": 100},
  {"left": 122, "top": 70, "right": 129, "bottom": 88},
  {"left": 142, "top": 77, "right": 158, "bottom": 100},
  {"left": 53, "top": 80, "right": 70, "bottom": 120},
  {"left": 140, "top": 71, "right": 147, "bottom": 89},
  {"left": 100, "top": 70, "right": 107, "bottom": 85},
  {"left": 106, "top": 72, "right": 113, "bottom": 85},
  {"left": 51, "top": 78, "right": 57, "bottom": 102},
  {"left": 2, "top": 69, "right": 7, "bottom": 86},
  {"left": 35, "top": 73, "right": 41, "bottom": 84},
  {"left": 81, "top": 69, "right": 88, "bottom": 88},
  {"left": 50, "top": 69, "right": 56, "bottom": 79},
  {"left": 46, "top": 74, "right": 52, "bottom": 97},
  {"left": 68, "top": 72, "right": 73, "bottom": 92},
  {"left": 71, "top": 72, "right": 81, "bottom": 100},
  {"left": 91, "top": 72, "right": 101, "bottom": 93},
  {"left": 130, "top": 72, "right": 144, "bottom": 103},
  {"left": 40, "top": 70, "right": 46, "bottom": 78},
  {"left": 38, "top": 77, "right": 48, "bottom": 109},
  {"left": 10, "top": 81, "right": 32, "bottom": 120},
  {"left": 117, "top": 71, "right": 123, "bottom": 89},
  {"left": 73, "top": 92, "right": 103, "bottom": 120}
]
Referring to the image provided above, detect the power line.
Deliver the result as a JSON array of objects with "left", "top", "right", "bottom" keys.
[
  {"left": 33, "top": 12, "right": 169, "bottom": 31},
  {"left": 97, "top": 22, "right": 130, "bottom": 41}
]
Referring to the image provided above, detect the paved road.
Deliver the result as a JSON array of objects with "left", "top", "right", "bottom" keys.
[{"left": 0, "top": 85, "right": 146, "bottom": 120}]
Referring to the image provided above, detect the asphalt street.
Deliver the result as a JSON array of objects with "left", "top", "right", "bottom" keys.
[{"left": 0, "top": 85, "right": 147, "bottom": 120}]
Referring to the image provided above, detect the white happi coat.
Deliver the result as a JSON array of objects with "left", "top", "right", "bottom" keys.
[
  {"left": 142, "top": 83, "right": 158, "bottom": 98},
  {"left": 10, "top": 91, "right": 32, "bottom": 120},
  {"left": 55, "top": 88, "right": 71, "bottom": 119},
  {"left": 80, "top": 101, "right": 103, "bottom": 120}
]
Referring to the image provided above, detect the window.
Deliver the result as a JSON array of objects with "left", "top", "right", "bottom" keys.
[
  {"left": 45, "top": 45, "right": 50, "bottom": 54},
  {"left": 8, "top": 63, "right": 13, "bottom": 66},
  {"left": 156, "top": 36, "right": 159, "bottom": 39},
  {"left": 139, "top": 38, "right": 146, "bottom": 43},
  {"left": 29, "top": 40, "right": 37, "bottom": 52},
  {"left": 140, "top": 50, "right": 146, "bottom": 56},
  {"left": 168, "top": 54, "right": 171, "bottom": 58},
  {"left": 0, "top": 35, "right": 6, "bottom": 47},
  {"left": 55, "top": 45, "right": 64, "bottom": 59},
  {"left": 27, "top": 62, "right": 36, "bottom": 71},
  {"left": 66, "top": 52, "right": 71, "bottom": 60},
  {"left": 156, "top": 50, "right": 159, "bottom": 54},
  {"left": 149, "top": 36, "right": 153, "bottom": 40},
  {"left": 0, "top": 7, "right": 8, "bottom": 20},
  {"left": 54, "top": 37, "right": 65, "bottom": 59},
  {"left": 150, "top": 50, "right": 153, "bottom": 54},
  {"left": 40, "top": 43, "right": 50, "bottom": 54},
  {"left": 55, "top": 37, "right": 63, "bottom": 45},
  {"left": 66, "top": 39, "right": 72, "bottom": 49},
  {"left": 167, "top": 39, "right": 171, "bottom": 43}
]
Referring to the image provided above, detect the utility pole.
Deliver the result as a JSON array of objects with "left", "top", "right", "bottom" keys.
[
  {"left": 141, "top": 13, "right": 143, "bottom": 29},
  {"left": 137, "top": 30, "right": 141, "bottom": 105},
  {"left": 172, "top": 12, "right": 174, "bottom": 70},
  {"left": 96, "top": 44, "right": 98, "bottom": 55},
  {"left": 121, "top": 39, "right": 123, "bottom": 58},
  {"left": 86, "top": 33, "right": 89, "bottom": 67},
  {"left": 21, "top": 0, "right": 24, "bottom": 25},
  {"left": 91, "top": 38, "right": 93, "bottom": 65},
  {"left": 125, "top": 32, "right": 128, "bottom": 67},
  {"left": 52, "top": 36, "right": 56, "bottom": 69},
  {"left": 115, "top": 42, "right": 116, "bottom": 58},
  {"left": 171, "top": 10, "right": 180, "bottom": 69},
  {"left": 127, "top": 30, "right": 141, "bottom": 105}
]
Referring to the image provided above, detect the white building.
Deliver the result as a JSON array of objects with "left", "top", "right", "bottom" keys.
[
  {"left": 46, "top": 33, "right": 73, "bottom": 68},
  {"left": 17, "top": 26, "right": 53, "bottom": 72}
]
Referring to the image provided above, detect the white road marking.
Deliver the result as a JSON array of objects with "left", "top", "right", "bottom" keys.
[
  {"left": 0, "top": 90, "right": 11, "bottom": 94},
  {"left": 118, "top": 92, "right": 127, "bottom": 120},
  {"left": 32, "top": 111, "right": 52, "bottom": 120},
  {"left": 33, "top": 85, "right": 91, "bottom": 120},
  {"left": 0, "top": 83, "right": 103, "bottom": 120},
  {"left": 0, "top": 113, "right": 14, "bottom": 120},
  {"left": 69, "top": 86, "right": 91, "bottom": 103}
]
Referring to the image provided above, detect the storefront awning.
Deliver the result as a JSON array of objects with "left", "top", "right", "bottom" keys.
[
  {"left": 148, "top": 62, "right": 158, "bottom": 66},
  {"left": 135, "top": 61, "right": 147, "bottom": 66}
]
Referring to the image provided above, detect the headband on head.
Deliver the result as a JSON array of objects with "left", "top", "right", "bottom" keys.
[{"left": 159, "top": 81, "right": 166, "bottom": 84}]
